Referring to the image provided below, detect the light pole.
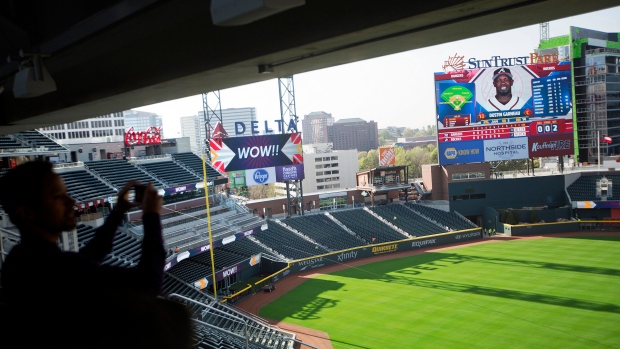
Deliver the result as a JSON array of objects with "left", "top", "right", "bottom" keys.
[{"left": 352, "top": 195, "right": 355, "bottom": 208}]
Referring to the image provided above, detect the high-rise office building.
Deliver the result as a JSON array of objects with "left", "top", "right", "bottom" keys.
[
  {"left": 274, "top": 143, "right": 358, "bottom": 196},
  {"left": 40, "top": 112, "right": 127, "bottom": 143},
  {"left": 180, "top": 115, "right": 203, "bottom": 155},
  {"left": 538, "top": 26, "right": 620, "bottom": 164},
  {"left": 39, "top": 110, "right": 164, "bottom": 161},
  {"left": 123, "top": 110, "right": 164, "bottom": 136},
  {"left": 301, "top": 111, "right": 334, "bottom": 144},
  {"left": 327, "top": 118, "right": 379, "bottom": 152}
]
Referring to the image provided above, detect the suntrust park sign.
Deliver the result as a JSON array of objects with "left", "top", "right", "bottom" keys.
[{"left": 443, "top": 53, "right": 561, "bottom": 71}]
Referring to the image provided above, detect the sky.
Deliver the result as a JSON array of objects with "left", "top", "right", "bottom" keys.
[{"left": 135, "top": 6, "right": 620, "bottom": 138}]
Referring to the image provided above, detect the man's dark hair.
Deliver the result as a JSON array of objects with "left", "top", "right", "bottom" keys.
[{"left": 0, "top": 160, "right": 55, "bottom": 225}]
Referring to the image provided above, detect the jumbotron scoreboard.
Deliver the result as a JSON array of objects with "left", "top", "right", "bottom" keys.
[{"left": 435, "top": 56, "right": 574, "bottom": 165}]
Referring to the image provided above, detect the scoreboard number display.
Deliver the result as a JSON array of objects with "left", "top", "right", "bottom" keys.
[{"left": 536, "top": 123, "right": 558, "bottom": 134}]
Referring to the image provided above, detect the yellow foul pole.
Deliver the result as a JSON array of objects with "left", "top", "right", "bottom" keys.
[{"left": 202, "top": 154, "right": 218, "bottom": 297}]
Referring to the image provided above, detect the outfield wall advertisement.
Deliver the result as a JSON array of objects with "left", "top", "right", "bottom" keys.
[
  {"left": 287, "top": 229, "right": 481, "bottom": 274},
  {"left": 435, "top": 53, "right": 574, "bottom": 165}
]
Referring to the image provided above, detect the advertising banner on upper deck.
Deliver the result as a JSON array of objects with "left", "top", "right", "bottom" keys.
[{"left": 210, "top": 133, "right": 303, "bottom": 172}]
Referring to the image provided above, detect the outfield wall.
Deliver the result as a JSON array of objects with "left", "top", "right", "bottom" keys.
[
  {"left": 281, "top": 229, "right": 481, "bottom": 279},
  {"left": 503, "top": 221, "right": 580, "bottom": 236},
  {"left": 505, "top": 220, "right": 620, "bottom": 236}
]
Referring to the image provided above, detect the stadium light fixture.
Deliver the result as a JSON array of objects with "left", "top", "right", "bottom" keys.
[
  {"left": 258, "top": 64, "right": 274, "bottom": 74},
  {"left": 12, "top": 52, "right": 57, "bottom": 98}
]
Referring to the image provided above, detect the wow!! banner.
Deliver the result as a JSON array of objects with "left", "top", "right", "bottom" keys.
[{"left": 210, "top": 133, "right": 303, "bottom": 172}]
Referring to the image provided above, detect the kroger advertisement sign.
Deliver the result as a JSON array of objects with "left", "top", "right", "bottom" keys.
[{"left": 245, "top": 167, "right": 277, "bottom": 186}]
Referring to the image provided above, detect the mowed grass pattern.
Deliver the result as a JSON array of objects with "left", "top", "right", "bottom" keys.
[{"left": 260, "top": 236, "right": 620, "bottom": 349}]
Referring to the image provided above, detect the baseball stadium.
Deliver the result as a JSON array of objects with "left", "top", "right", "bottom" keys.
[{"left": 1, "top": 2, "right": 620, "bottom": 349}]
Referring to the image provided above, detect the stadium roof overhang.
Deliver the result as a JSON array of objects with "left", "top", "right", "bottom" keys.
[{"left": 0, "top": 0, "right": 618, "bottom": 135}]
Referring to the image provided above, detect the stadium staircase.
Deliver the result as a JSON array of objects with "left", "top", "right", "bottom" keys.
[
  {"left": 57, "top": 169, "right": 118, "bottom": 202},
  {"left": 168, "top": 294, "right": 298, "bottom": 349},
  {"left": 412, "top": 181, "right": 431, "bottom": 200},
  {"left": 135, "top": 157, "right": 201, "bottom": 187},
  {"left": 330, "top": 210, "right": 408, "bottom": 244},
  {"left": 364, "top": 206, "right": 411, "bottom": 238},
  {"left": 404, "top": 202, "right": 477, "bottom": 231},
  {"left": 14, "top": 130, "right": 70, "bottom": 152},
  {"left": 84, "top": 159, "right": 164, "bottom": 189},
  {"left": 171, "top": 152, "right": 224, "bottom": 181},
  {"left": 0, "top": 130, "right": 69, "bottom": 154},
  {"left": 372, "top": 204, "right": 447, "bottom": 236},
  {"left": 283, "top": 214, "right": 366, "bottom": 251}
]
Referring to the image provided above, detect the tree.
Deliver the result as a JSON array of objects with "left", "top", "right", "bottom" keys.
[
  {"left": 379, "top": 129, "right": 392, "bottom": 139},
  {"left": 378, "top": 129, "right": 393, "bottom": 147},
  {"left": 402, "top": 128, "right": 416, "bottom": 137},
  {"left": 359, "top": 149, "right": 379, "bottom": 171},
  {"left": 429, "top": 146, "right": 438, "bottom": 164},
  {"left": 247, "top": 183, "right": 276, "bottom": 200}
]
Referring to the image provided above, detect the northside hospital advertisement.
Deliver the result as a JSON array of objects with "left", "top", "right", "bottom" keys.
[{"left": 435, "top": 53, "right": 574, "bottom": 166}]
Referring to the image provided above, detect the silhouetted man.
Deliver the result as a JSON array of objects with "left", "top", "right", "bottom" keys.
[{"left": 0, "top": 161, "right": 192, "bottom": 349}]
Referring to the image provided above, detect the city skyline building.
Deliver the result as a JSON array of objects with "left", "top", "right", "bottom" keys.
[
  {"left": 301, "top": 111, "right": 334, "bottom": 144},
  {"left": 39, "top": 110, "right": 164, "bottom": 162},
  {"left": 184, "top": 107, "right": 258, "bottom": 155},
  {"left": 532, "top": 26, "right": 620, "bottom": 165},
  {"left": 180, "top": 115, "right": 203, "bottom": 155},
  {"left": 275, "top": 143, "right": 358, "bottom": 196},
  {"left": 39, "top": 112, "right": 126, "bottom": 144},
  {"left": 327, "top": 118, "right": 379, "bottom": 152},
  {"left": 123, "top": 110, "right": 164, "bottom": 137}
]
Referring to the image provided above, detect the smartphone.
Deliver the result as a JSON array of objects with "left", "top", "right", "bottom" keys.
[{"left": 133, "top": 184, "right": 147, "bottom": 203}]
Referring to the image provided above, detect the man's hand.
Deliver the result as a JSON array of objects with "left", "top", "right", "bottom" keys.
[
  {"left": 141, "top": 182, "right": 162, "bottom": 214},
  {"left": 115, "top": 180, "right": 142, "bottom": 214},
  {"left": 114, "top": 181, "right": 161, "bottom": 214}
]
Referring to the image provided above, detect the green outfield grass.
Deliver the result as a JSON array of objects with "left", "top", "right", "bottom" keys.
[{"left": 260, "top": 236, "right": 620, "bottom": 349}]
